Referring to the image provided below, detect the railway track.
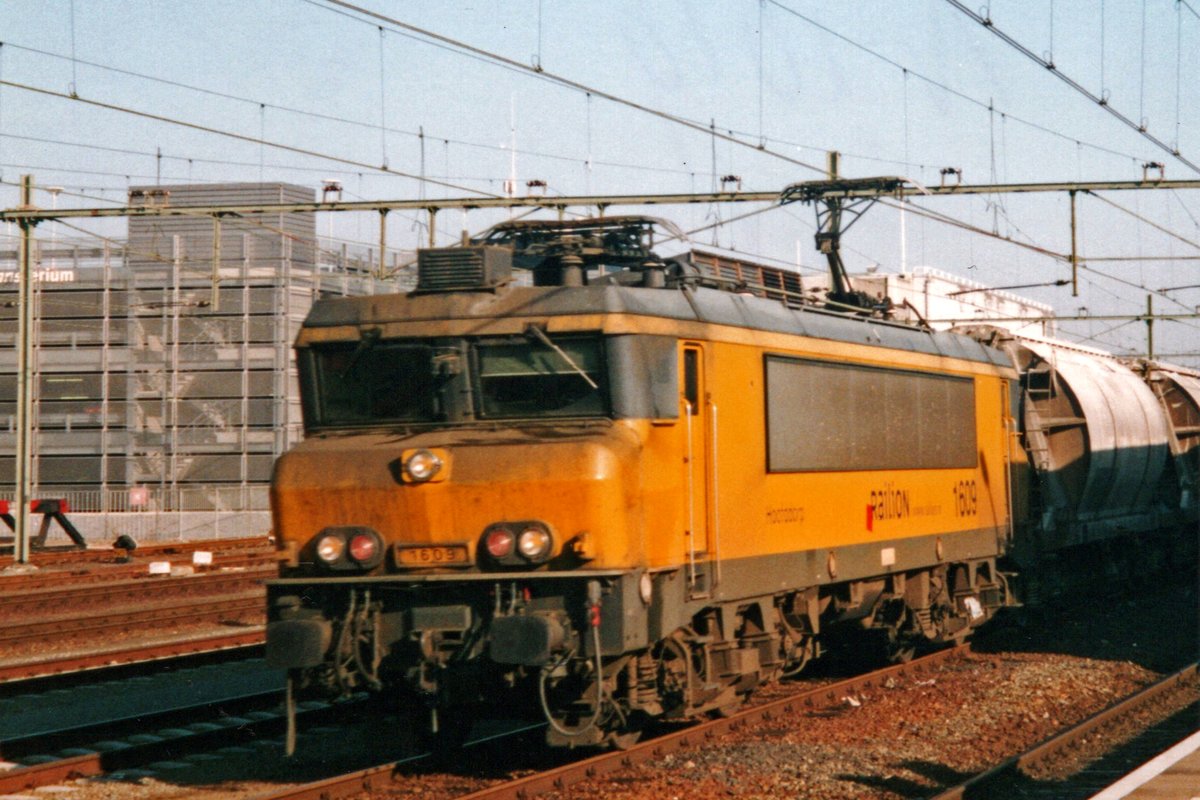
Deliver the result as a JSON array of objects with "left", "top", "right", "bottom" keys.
[
  {"left": 0, "top": 692, "right": 363, "bottom": 796},
  {"left": 0, "top": 590, "right": 263, "bottom": 647},
  {"left": 0, "top": 566, "right": 275, "bottom": 618},
  {"left": 0, "top": 643, "right": 1187, "bottom": 799},
  {"left": 0, "top": 535, "right": 272, "bottom": 569},
  {"left": 0, "top": 543, "right": 272, "bottom": 682},
  {"left": 929, "top": 662, "right": 1200, "bottom": 800},
  {"left": 0, "top": 688, "right": 284, "bottom": 761},
  {"left": 248, "top": 645, "right": 972, "bottom": 800},
  {"left": 0, "top": 629, "right": 264, "bottom": 683},
  {"left": 0, "top": 653, "right": 296, "bottom": 794},
  {"left": 0, "top": 552, "right": 276, "bottom": 592}
]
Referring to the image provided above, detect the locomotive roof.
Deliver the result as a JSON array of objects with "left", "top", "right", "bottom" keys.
[{"left": 302, "top": 284, "right": 1012, "bottom": 369}]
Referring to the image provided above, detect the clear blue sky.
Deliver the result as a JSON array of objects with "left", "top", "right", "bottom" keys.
[{"left": 2, "top": 1, "right": 1198, "bottom": 361}]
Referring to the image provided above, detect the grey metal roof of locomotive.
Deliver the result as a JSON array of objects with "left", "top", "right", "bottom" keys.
[{"left": 303, "top": 284, "right": 1013, "bottom": 369}]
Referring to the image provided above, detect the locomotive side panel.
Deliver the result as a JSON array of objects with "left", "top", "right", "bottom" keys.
[{"left": 699, "top": 338, "right": 1012, "bottom": 573}]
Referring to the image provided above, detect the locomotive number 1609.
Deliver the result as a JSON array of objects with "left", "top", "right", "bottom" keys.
[{"left": 952, "top": 480, "right": 978, "bottom": 517}]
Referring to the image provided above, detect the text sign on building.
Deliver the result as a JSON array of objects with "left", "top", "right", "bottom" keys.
[{"left": 0, "top": 269, "right": 77, "bottom": 284}]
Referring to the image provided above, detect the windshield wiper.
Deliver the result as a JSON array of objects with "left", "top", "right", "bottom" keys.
[
  {"left": 524, "top": 324, "right": 599, "bottom": 389},
  {"left": 338, "top": 327, "right": 381, "bottom": 379}
]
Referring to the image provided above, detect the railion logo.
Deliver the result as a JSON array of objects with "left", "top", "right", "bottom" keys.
[{"left": 867, "top": 483, "right": 911, "bottom": 531}]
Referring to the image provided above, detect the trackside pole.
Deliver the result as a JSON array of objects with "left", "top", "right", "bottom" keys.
[{"left": 13, "top": 175, "right": 36, "bottom": 567}]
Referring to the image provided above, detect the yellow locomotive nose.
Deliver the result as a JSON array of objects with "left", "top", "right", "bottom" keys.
[{"left": 271, "top": 422, "right": 645, "bottom": 574}]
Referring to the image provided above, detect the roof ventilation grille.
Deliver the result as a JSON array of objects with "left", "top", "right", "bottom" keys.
[{"left": 417, "top": 245, "right": 512, "bottom": 292}]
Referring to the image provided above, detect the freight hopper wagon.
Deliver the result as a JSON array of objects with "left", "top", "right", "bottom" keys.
[
  {"left": 266, "top": 217, "right": 1017, "bottom": 748},
  {"left": 963, "top": 327, "right": 1200, "bottom": 599}
]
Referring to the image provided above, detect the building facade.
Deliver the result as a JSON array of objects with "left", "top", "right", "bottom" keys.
[{"left": 0, "top": 183, "right": 408, "bottom": 542}]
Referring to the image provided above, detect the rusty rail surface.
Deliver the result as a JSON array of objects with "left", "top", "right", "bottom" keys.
[
  {"left": 0, "top": 591, "right": 263, "bottom": 646},
  {"left": 250, "top": 645, "right": 971, "bottom": 800},
  {"left": 0, "top": 566, "right": 274, "bottom": 618},
  {"left": 928, "top": 662, "right": 1200, "bottom": 800},
  {"left": 0, "top": 753, "right": 105, "bottom": 793},
  {"left": 0, "top": 628, "right": 264, "bottom": 683},
  {"left": 0, "top": 552, "right": 277, "bottom": 592},
  {"left": 0, "top": 535, "right": 272, "bottom": 568}
]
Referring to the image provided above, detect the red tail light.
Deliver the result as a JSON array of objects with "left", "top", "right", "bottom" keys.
[
  {"left": 348, "top": 533, "right": 378, "bottom": 563},
  {"left": 485, "top": 526, "right": 515, "bottom": 559}
]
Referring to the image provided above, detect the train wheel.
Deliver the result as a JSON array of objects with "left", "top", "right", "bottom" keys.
[
  {"left": 871, "top": 598, "right": 918, "bottom": 664},
  {"left": 780, "top": 634, "right": 817, "bottom": 678},
  {"left": 655, "top": 633, "right": 694, "bottom": 714}
]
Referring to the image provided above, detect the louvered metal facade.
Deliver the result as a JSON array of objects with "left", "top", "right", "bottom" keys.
[{"left": 0, "top": 183, "right": 411, "bottom": 540}]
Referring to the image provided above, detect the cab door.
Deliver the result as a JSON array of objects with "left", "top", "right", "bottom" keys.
[{"left": 681, "top": 343, "right": 711, "bottom": 595}]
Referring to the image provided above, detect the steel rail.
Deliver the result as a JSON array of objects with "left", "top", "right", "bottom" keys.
[
  {"left": 249, "top": 644, "right": 970, "bottom": 800},
  {"left": 0, "top": 688, "right": 282, "bottom": 760},
  {"left": 0, "top": 629, "right": 264, "bottom": 684},
  {"left": 928, "top": 662, "right": 1200, "bottom": 800},
  {"left": 0, "top": 591, "right": 263, "bottom": 645},
  {"left": 0, "top": 567, "right": 274, "bottom": 618},
  {"left": 0, "top": 555, "right": 276, "bottom": 592},
  {"left": 0, "top": 535, "right": 273, "bottom": 568},
  {"left": 0, "top": 693, "right": 360, "bottom": 796}
]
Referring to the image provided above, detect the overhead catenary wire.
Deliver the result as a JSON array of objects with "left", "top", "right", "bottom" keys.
[
  {"left": 1177, "top": 0, "right": 1185, "bottom": 153},
  {"left": 943, "top": 0, "right": 1200, "bottom": 176},
  {"left": 0, "top": 175, "right": 127, "bottom": 206},
  {"left": 0, "top": 130, "right": 711, "bottom": 189},
  {"left": 1087, "top": 192, "right": 1200, "bottom": 252},
  {"left": 766, "top": 0, "right": 1158, "bottom": 168},
  {"left": 2, "top": 9, "right": 1196, "bottom": 369},
  {"left": 0, "top": 121, "right": 725, "bottom": 190},
  {"left": 0, "top": 42, "right": 733, "bottom": 182},
  {"left": 2, "top": 30, "right": 1161, "bottom": 200},
  {"left": 0, "top": 79, "right": 502, "bottom": 199},
  {"left": 4, "top": 0, "right": 1195, "bottom": 345},
  {"left": 880, "top": 194, "right": 1200, "bottom": 330},
  {"left": 310, "top": 0, "right": 827, "bottom": 176}
]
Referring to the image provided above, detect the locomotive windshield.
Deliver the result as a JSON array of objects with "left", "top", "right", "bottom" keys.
[
  {"left": 302, "top": 333, "right": 610, "bottom": 429},
  {"left": 307, "top": 340, "right": 442, "bottom": 426},
  {"left": 475, "top": 335, "right": 607, "bottom": 419}
]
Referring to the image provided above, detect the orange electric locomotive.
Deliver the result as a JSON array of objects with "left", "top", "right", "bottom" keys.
[{"left": 265, "top": 215, "right": 1021, "bottom": 748}]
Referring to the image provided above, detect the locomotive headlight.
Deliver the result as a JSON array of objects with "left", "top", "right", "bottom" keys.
[
  {"left": 484, "top": 526, "right": 515, "bottom": 559},
  {"left": 315, "top": 534, "right": 345, "bottom": 563},
  {"left": 517, "top": 527, "right": 552, "bottom": 562},
  {"left": 404, "top": 449, "right": 443, "bottom": 482}
]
